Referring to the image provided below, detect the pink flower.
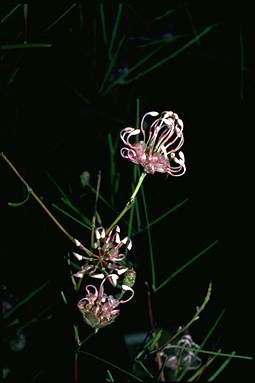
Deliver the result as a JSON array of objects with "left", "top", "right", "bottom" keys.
[
  {"left": 73, "top": 225, "right": 132, "bottom": 286},
  {"left": 77, "top": 275, "right": 134, "bottom": 331},
  {"left": 120, "top": 111, "right": 186, "bottom": 176},
  {"left": 163, "top": 334, "right": 201, "bottom": 371}
]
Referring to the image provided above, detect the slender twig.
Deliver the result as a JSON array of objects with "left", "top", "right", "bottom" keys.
[
  {"left": 105, "top": 171, "right": 146, "bottom": 234},
  {"left": 155, "top": 283, "right": 212, "bottom": 355},
  {"left": 0, "top": 4, "right": 22, "bottom": 25},
  {"left": 0, "top": 152, "right": 90, "bottom": 254},
  {"left": 91, "top": 171, "right": 101, "bottom": 248},
  {"left": 42, "top": 3, "right": 77, "bottom": 33}
]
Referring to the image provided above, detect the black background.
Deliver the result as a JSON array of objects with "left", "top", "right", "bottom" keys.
[{"left": 0, "top": 0, "right": 253, "bottom": 381}]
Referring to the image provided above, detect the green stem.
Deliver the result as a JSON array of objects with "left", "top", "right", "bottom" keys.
[
  {"left": 169, "top": 282, "right": 212, "bottom": 344},
  {"left": 106, "top": 171, "right": 146, "bottom": 234}
]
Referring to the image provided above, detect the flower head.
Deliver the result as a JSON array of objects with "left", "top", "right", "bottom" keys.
[
  {"left": 120, "top": 111, "right": 186, "bottom": 176},
  {"left": 77, "top": 275, "right": 134, "bottom": 330},
  {"left": 73, "top": 225, "right": 132, "bottom": 285},
  {"left": 162, "top": 334, "right": 201, "bottom": 371}
]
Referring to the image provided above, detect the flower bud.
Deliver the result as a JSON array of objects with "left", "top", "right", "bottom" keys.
[{"left": 122, "top": 267, "right": 136, "bottom": 288}]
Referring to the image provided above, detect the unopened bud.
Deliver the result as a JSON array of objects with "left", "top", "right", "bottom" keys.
[
  {"left": 80, "top": 171, "right": 90, "bottom": 187},
  {"left": 122, "top": 268, "right": 136, "bottom": 288}
]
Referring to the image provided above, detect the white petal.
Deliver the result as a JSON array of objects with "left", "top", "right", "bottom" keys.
[
  {"left": 109, "top": 274, "right": 119, "bottom": 286},
  {"left": 73, "top": 252, "right": 83, "bottom": 261},
  {"left": 73, "top": 271, "right": 85, "bottom": 278},
  {"left": 95, "top": 227, "right": 105, "bottom": 239},
  {"left": 128, "top": 129, "right": 140, "bottom": 137},
  {"left": 121, "top": 284, "right": 133, "bottom": 291},
  {"left": 149, "top": 111, "right": 159, "bottom": 117},
  {"left": 91, "top": 273, "right": 105, "bottom": 279},
  {"left": 75, "top": 239, "right": 81, "bottom": 247},
  {"left": 117, "top": 267, "right": 128, "bottom": 275},
  {"left": 179, "top": 151, "right": 185, "bottom": 162},
  {"left": 122, "top": 237, "right": 132, "bottom": 250},
  {"left": 177, "top": 119, "right": 183, "bottom": 128},
  {"left": 115, "top": 233, "right": 120, "bottom": 244}
]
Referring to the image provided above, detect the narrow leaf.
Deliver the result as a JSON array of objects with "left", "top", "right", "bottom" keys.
[
  {"left": 80, "top": 351, "right": 143, "bottom": 382},
  {"left": 4, "top": 281, "right": 50, "bottom": 320},
  {"left": 156, "top": 241, "right": 219, "bottom": 291}
]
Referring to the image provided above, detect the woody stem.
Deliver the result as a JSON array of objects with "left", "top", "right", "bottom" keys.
[
  {"left": 0, "top": 152, "right": 89, "bottom": 253},
  {"left": 106, "top": 171, "right": 146, "bottom": 234}
]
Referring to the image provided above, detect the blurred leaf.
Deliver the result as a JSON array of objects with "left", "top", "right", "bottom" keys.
[
  {"left": 104, "top": 24, "right": 217, "bottom": 94},
  {"left": 52, "top": 203, "right": 91, "bottom": 230},
  {"left": 106, "top": 369, "right": 115, "bottom": 382},
  {"left": 108, "top": 3, "right": 123, "bottom": 59},
  {"left": 0, "top": 4, "right": 22, "bottom": 25},
  {"left": 207, "top": 352, "right": 236, "bottom": 381},
  {"left": 42, "top": 3, "right": 77, "bottom": 33},
  {"left": 8, "top": 188, "right": 31, "bottom": 207},
  {"left": 0, "top": 43, "right": 52, "bottom": 49},
  {"left": 80, "top": 351, "right": 143, "bottom": 382},
  {"left": 3, "top": 281, "right": 50, "bottom": 320},
  {"left": 200, "top": 309, "right": 225, "bottom": 349},
  {"left": 136, "top": 198, "right": 189, "bottom": 234},
  {"left": 23, "top": 3, "right": 28, "bottom": 43},
  {"left": 99, "top": 3, "right": 108, "bottom": 46},
  {"left": 155, "top": 241, "right": 219, "bottom": 291},
  {"left": 125, "top": 24, "right": 218, "bottom": 83}
]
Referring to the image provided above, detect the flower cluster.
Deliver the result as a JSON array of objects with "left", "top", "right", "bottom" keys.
[
  {"left": 74, "top": 226, "right": 136, "bottom": 329},
  {"left": 161, "top": 334, "right": 201, "bottom": 371},
  {"left": 77, "top": 275, "right": 134, "bottom": 331},
  {"left": 120, "top": 111, "right": 186, "bottom": 176},
  {"left": 73, "top": 225, "right": 132, "bottom": 286}
]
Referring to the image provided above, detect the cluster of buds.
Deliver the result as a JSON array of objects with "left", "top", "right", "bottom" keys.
[
  {"left": 120, "top": 111, "right": 186, "bottom": 176},
  {"left": 77, "top": 275, "right": 134, "bottom": 331},
  {"left": 161, "top": 334, "right": 201, "bottom": 371}
]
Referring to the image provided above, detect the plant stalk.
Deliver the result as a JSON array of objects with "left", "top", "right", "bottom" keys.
[{"left": 106, "top": 171, "right": 146, "bottom": 234}]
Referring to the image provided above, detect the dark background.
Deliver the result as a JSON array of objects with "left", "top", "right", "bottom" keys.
[{"left": 0, "top": 0, "right": 253, "bottom": 381}]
